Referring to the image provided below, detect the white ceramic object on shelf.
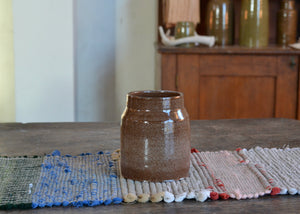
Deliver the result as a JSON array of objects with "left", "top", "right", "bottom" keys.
[
  {"left": 159, "top": 26, "right": 215, "bottom": 47},
  {"left": 289, "top": 43, "right": 300, "bottom": 49}
]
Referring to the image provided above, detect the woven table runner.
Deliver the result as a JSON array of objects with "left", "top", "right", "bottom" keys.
[{"left": 0, "top": 147, "right": 299, "bottom": 209}]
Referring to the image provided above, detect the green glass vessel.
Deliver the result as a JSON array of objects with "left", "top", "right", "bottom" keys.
[
  {"left": 277, "top": 0, "right": 298, "bottom": 46},
  {"left": 240, "top": 0, "right": 269, "bottom": 48},
  {"left": 175, "top": 21, "right": 195, "bottom": 47},
  {"left": 206, "top": 0, "right": 234, "bottom": 46}
]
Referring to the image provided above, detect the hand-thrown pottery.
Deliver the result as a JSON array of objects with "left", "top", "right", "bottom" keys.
[
  {"left": 120, "top": 90, "right": 191, "bottom": 182},
  {"left": 277, "top": 0, "right": 298, "bottom": 46}
]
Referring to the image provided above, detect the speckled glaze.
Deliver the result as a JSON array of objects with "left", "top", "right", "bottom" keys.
[
  {"left": 120, "top": 90, "right": 191, "bottom": 182},
  {"left": 277, "top": 0, "right": 298, "bottom": 46}
]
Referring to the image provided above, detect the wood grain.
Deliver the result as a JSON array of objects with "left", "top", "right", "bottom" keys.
[
  {"left": 1, "top": 119, "right": 300, "bottom": 213},
  {"left": 198, "top": 76, "right": 275, "bottom": 119},
  {"left": 1, "top": 119, "right": 300, "bottom": 157},
  {"left": 298, "top": 57, "right": 300, "bottom": 120},
  {"left": 161, "top": 53, "right": 299, "bottom": 120},
  {"left": 177, "top": 54, "right": 199, "bottom": 119},
  {"left": 197, "top": 55, "right": 277, "bottom": 76},
  {"left": 275, "top": 56, "right": 298, "bottom": 118},
  {"left": 161, "top": 54, "right": 176, "bottom": 91}
]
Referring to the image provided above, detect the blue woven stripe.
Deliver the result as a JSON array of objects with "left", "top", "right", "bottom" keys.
[{"left": 32, "top": 151, "right": 122, "bottom": 208}]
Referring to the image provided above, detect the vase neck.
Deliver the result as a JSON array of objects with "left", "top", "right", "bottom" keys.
[{"left": 280, "top": 0, "right": 295, "bottom": 10}]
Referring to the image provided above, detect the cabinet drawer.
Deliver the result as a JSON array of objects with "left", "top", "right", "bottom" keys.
[{"left": 197, "top": 55, "right": 277, "bottom": 76}]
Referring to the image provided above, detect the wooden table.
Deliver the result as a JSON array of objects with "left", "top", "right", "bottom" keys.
[{"left": 1, "top": 118, "right": 300, "bottom": 213}]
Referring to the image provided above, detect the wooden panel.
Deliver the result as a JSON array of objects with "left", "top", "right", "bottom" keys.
[
  {"left": 161, "top": 54, "right": 176, "bottom": 90},
  {"left": 177, "top": 55, "right": 200, "bottom": 119},
  {"left": 199, "top": 76, "right": 275, "bottom": 119},
  {"left": 298, "top": 56, "right": 300, "bottom": 120},
  {"left": 198, "top": 55, "right": 277, "bottom": 76},
  {"left": 275, "top": 56, "right": 298, "bottom": 119}
]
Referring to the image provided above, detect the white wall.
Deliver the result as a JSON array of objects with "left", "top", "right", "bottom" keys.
[
  {"left": 13, "top": 0, "right": 75, "bottom": 122},
  {"left": 115, "top": 0, "right": 157, "bottom": 118},
  {"left": 75, "top": 0, "right": 116, "bottom": 121},
  {"left": 11, "top": 0, "right": 157, "bottom": 122},
  {"left": 0, "top": 0, "right": 15, "bottom": 122}
]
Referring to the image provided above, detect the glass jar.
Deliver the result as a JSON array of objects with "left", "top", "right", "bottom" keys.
[
  {"left": 277, "top": 0, "right": 298, "bottom": 46},
  {"left": 206, "top": 0, "right": 234, "bottom": 46},
  {"left": 240, "top": 0, "right": 269, "bottom": 48},
  {"left": 175, "top": 21, "right": 195, "bottom": 47}
]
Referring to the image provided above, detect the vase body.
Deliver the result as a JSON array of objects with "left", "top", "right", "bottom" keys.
[
  {"left": 121, "top": 90, "right": 191, "bottom": 182},
  {"left": 175, "top": 21, "right": 195, "bottom": 47},
  {"left": 277, "top": 0, "right": 298, "bottom": 46},
  {"left": 240, "top": 0, "right": 269, "bottom": 48},
  {"left": 206, "top": 0, "right": 234, "bottom": 46}
]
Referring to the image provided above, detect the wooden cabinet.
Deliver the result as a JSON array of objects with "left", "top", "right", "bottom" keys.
[
  {"left": 159, "top": 46, "right": 300, "bottom": 120},
  {"left": 158, "top": 0, "right": 300, "bottom": 120},
  {"left": 159, "top": 0, "right": 300, "bottom": 45}
]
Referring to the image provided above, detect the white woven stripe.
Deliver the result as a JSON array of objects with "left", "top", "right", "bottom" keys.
[
  {"left": 244, "top": 147, "right": 300, "bottom": 195},
  {"left": 119, "top": 147, "right": 300, "bottom": 202},
  {"left": 247, "top": 148, "right": 291, "bottom": 194},
  {"left": 193, "top": 153, "right": 217, "bottom": 190},
  {"left": 199, "top": 151, "right": 267, "bottom": 199}
]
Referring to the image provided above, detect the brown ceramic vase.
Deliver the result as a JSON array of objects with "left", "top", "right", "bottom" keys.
[
  {"left": 120, "top": 90, "right": 191, "bottom": 182},
  {"left": 277, "top": 0, "right": 298, "bottom": 46}
]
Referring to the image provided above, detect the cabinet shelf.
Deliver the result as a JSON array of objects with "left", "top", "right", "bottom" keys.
[
  {"left": 158, "top": 1, "right": 300, "bottom": 120},
  {"left": 158, "top": 0, "right": 300, "bottom": 46},
  {"left": 157, "top": 43, "right": 300, "bottom": 55}
]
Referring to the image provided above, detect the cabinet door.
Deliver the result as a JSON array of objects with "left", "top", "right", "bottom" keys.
[{"left": 163, "top": 54, "right": 298, "bottom": 120}]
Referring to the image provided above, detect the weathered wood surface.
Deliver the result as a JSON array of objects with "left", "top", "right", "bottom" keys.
[{"left": 0, "top": 118, "right": 300, "bottom": 213}]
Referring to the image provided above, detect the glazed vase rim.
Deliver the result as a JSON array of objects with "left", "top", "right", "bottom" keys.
[{"left": 128, "top": 90, "right": 183, "bottom": 100}]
